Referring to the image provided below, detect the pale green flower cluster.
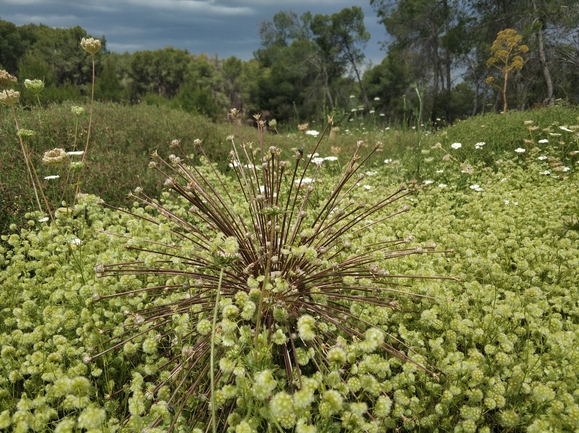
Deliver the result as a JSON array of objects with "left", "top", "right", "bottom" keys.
[{"left": 24, "top": 79, "right": 45, "bottom": 95}]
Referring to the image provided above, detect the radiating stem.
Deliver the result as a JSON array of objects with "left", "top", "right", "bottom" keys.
[{"left": 210, "top": 267, "right": 225, "bottom": 433}]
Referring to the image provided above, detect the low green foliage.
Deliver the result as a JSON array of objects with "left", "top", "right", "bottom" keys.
[
  {"left": 1, "top": 103, "right": 578, "bottom": 431},
  {"left": 0, "top": 102, "right": 228, "bottom": 232}
]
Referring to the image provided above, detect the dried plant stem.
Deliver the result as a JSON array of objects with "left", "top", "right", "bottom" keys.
[
  {"left": 210, "top": 267, "right": 225, "bottom": 433},
  {"left": 10, "top": 106, "right": 53, "bottom": 221},
  {"left": 75, "top": 54, "right": 96, "bottom": 199}
]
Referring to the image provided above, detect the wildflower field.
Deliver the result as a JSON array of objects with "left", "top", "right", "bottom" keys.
[{"left": 1, "top": 89, "right": 579, "bottom": 432}]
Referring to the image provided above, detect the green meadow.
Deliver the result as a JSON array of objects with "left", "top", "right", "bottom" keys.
[{"left": 1, "top": 84, "right": 579, "bottom": 431}]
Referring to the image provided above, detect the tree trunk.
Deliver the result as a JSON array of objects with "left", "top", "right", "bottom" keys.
[
  {"left": 344, "top": 45, "right": 370, "bottom": 112},
  {"left": 532, "top": 0, "right": 554, "bottom": 105},
  {"left": 443, "top": 0, "right": 452, "bottom": 121}
]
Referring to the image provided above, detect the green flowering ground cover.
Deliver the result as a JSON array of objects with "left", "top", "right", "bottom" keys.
[{"left": 0, "top": 112, "right": 578, "bottom": 433}]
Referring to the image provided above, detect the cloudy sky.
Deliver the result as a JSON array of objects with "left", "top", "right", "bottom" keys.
[{"left": 3, "top": 0, "right": 390, "bottom": 66}]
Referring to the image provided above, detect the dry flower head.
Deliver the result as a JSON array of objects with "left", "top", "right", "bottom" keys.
[{"left": 81, "top": 37, "right": 102, "bottom": 55}]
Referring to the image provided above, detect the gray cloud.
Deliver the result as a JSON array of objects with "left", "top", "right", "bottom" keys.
[{"left": 2, "top": 0, "right": 387, "bottom": 64}]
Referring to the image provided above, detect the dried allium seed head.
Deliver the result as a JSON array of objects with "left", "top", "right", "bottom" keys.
[
  {"left": 42, "top": 148, "right": 68, "bottom": 167},
  {"left": 81, "top": 37, "right": 102, "bottom": 55},
  {"left": 298, "top": 123, "right": 309, "bottom": 132},
  {"left": 193, "top": 139, "right": 203, "bottom": 146},
  {"left": 148, "top": 161, "right": 156, "bottom": 169},
  {"left": 0, "top": 70, "right": 17, "bottom": 87},
  {"left": 170, "top": 139, "right": 181, "bottom": 147},
  {"left": 169, "top": 154, "right": 181, "bottom": 164},
  {"left": 460, "top": 163, "right": 474, "bottom": 175},
  {"left": 0, "top": 89, "right": 20, "bottom": 106}
]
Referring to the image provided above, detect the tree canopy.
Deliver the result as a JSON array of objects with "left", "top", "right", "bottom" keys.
[{"left": 3, "top": 1, "right": 579, "bottom": 125}]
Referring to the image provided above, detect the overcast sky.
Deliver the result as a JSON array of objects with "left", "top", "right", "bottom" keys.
[{"left": 2, "top": 0, "right": 389, "bottom": 66}]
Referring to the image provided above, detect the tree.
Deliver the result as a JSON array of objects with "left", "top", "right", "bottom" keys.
[
  {"left": 128, "top": 48, "right": 191, "bottom": 101},
  {"left": 371, "top": 0, "right": 472, "bottom": 122},
  {"left": 485, "top": 28, "right": 528, "bottom": 113},
  {"left": 95, "top": 55, "right": 125, "bottom": 102},
  {"left": 311, "top": 7, "right": 371, "bottom": 111},
  {"left": 362, "top": 48, "right": 414, "bottom": 123},
  {"left": 256, "top": 39, "right": 321, "bottom": 122},
  {"left": 0, "top": 19, "right": 25, "bottom": 74},
  {"left": 255, "top": 11, "right": 342, "bottom": 122},
  {"left": 172, "top": 54, "right": 224, "bottom": 118}
]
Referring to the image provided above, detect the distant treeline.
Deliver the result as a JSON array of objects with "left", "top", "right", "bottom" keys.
[{"left": 2, "top": 1, "right": 579, "bottom": 125}]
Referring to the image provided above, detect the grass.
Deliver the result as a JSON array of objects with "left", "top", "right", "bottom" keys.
[{"left": 0, "top": 102, "right": 228, "bottom": 233}]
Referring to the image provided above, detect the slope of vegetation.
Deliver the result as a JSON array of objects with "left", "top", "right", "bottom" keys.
[{"left": 0, "top": 100, "right": 578, "bottom": 432}]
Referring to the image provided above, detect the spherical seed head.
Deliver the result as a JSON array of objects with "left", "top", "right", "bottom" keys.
[
  {"left": 0, "top": 70, "right": 17, "bottom": 87},
  {"left": 95, "top": 263, "right": 104, "bottom": 277},
  {"left": 0, "top": 89, "right": 20, "bottom": 106},
  {"left": 81, "top": 37, "right": 102, "bottom": 55},
  {"left": 42, "top": 148, "right": 69, "bottom": 167}
]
